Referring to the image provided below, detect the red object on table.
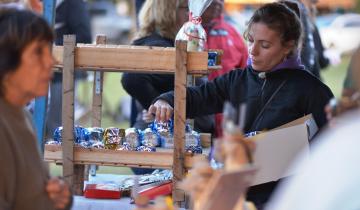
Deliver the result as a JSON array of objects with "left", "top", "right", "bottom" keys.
[
  {"left": 84, "top": 183, "right": 121, "bottom": 199},
  {"left": 139, "top": 181, "right": 172, "bottom": 200}
]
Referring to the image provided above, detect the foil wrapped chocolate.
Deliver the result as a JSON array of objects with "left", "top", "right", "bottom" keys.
[
  {"left": 53, "top": 126, "right": 63, "bottom": 142},
  {"left": 136, "top": 145, "right": 156, "bottom": 152},
  {"left": 185, "top": 130, "right": 200, "bottom": 147},
  {"left": 124, "top": 128, "right": 141, "bottom": 149},
  {"left": 87, "top": 127, "right": 104, "bottom": 142},
  {"left": 103, "top": 127, "right": 124, "bottom": 149},
  {"left": 77, "top": 141, "right": 92, "bottom": 148},
  {"left": 150, "top": 120, "right": 173, "bottom": 134},
  {"left": 185, "top": 145, "right": 203, "bottom": 154},
  {"left": 208, "top": 51, "right": 218, "bottom": 66},
  {"left": 53, "top": 125, "right": 89, "bottom": 144},
  {"left": 45, "top": 140, "right": 61, "bottom": 145},
  {"left": 117, "top": 142, "right": 133, "bottom": 151},
  {"left": 74, "top": 126, "right": 90, "bottom": 143},
  {"left": 150, "top": 120, "right": 173, "bottom": 148},
  {"left": 160, "top": 135, "right": 174, "bottom": 149},
  {"left": 142, "top": 128, "right": 159, "bottom": 147},
  {"left": 91, "top": 141, "right": 105, "bottom": 149},
  {"left": 244, "top": 131, "right": 260, "bottom": 138}
]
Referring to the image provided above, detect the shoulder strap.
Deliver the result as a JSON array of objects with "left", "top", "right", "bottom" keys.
[{"left": 250, "top": 79, "right": 288, "bottom": 131}]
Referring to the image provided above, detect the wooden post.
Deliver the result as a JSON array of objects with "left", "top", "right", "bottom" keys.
[
  {"left": 62, "top": 35, "right": 76, "bottom": 190},
  {"left": 88, "top": 35, "right": 107, "bottom": 177},
  {"left": 91, "top": 35, "right": 106, "bottom": 127},
  {"left": 173, "top": 40, "right": 187, "bottom": 204}
]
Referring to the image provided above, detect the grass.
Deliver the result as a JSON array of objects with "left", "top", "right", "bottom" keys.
[
  {"left": 49, "top": 55, "right": 352, "bottom": 177},
  {"left": 320, "top": 55, "right": 351, "bottom": 98}
]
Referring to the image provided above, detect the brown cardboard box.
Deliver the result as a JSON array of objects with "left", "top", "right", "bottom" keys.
[{"left": 249, "top": 114, "right": 318, "bottom": 186}]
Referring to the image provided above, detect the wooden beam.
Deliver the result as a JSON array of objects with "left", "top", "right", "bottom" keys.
[
  {"left": 62, "top": 35, "right": 76, "bottom": 191},
  {"left": 52, "top": 45, "right": 209, "bottom": 74},
  {"left": 91, "top": 35, "right": 106, "bottom": 128},
  {"left": 173, "top": 40, "right": 187, "bottom": 204},
  {"left": 44, "top": 145, "right": 199, "bottom": 169}
]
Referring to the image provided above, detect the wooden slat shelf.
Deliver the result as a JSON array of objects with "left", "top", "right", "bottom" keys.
[
  {"left": 44, "top": 145, "right": 200, "bottom": 169},
  {"left": 53, "top": 37, "right": 213, "bottom": 200},
  {"left": 53, "top": 45, "right": 211, "bottom": 74}
]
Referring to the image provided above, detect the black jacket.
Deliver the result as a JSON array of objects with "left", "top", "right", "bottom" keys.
[
  {"left": 158, "top": 66, "right": 333, "bottom": 207},
  {"left": 158, "top": 66, "right": 333, "bottom": 132},
  {"left": 55, "top": 0, "right": 92, "bottom": 45},
  {"left": 121, "top": 33, "right": 174, "bottom": 109}
]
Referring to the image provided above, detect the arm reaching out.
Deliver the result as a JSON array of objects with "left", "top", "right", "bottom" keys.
[{"left": 148, "top": 100, "right": 173, "bottom": 122}]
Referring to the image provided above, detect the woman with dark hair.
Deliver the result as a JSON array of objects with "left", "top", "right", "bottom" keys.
[
  {"left": 0, "top": 8, "right": 72, "bottom": 210},
  {"left": 148, "top": 2, "right": 333, "bottom": 208}
]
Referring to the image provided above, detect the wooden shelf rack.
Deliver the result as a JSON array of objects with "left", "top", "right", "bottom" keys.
[{"left": 43, "top": 35, "right": 213, "bottom": 202}]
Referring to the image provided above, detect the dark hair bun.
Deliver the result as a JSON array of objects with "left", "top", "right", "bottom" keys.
[{"left": 279, "top": 0, "right": 301, "bottom": 18}]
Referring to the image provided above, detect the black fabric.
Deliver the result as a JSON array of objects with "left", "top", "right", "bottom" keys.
[
  {"left": 313, "top": 26, "right": 330, "bottom": 70},
  {"left": 296, "top": 1, "right": 329, "bottom": 79},
  {"left": 297, "top": 2, "right": 318, "bottom": 78},
  {"left": 121, "top": 33, "right": 174, "bottom": 174},
  {"left": 157, "top": 66, "right": 333, "bottom": 206},
  {"left": 121, "top": 33, "right": 174, "bottom": 110},
  {"left": 54, "top": 0, "right": 92, "bottom": 46},
  {"left": 54, "top": 0, "right": 92, "bottom": 80},
  {"left": 46, "top": 0, "right": 92, "bottom": 136}
]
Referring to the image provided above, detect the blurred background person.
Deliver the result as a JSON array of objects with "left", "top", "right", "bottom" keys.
[
  {"left": 325, "top": 46, "right": 360, "bottom": 119},
  {"left": 46, "top": 0, "right": 92, "bottom": 137},
  {"left": 121, "top": 0, "right": 189, "bottom": 174},
  {"left": 202, "top": 0, "right": 248, "bottom": 81},
  {"left": 121, "top": 0, "right": 188, "bottom": 130},
  {"left": 201, "top": 0, "right": 248, "bottom": 137},
  {"left": 281, "top": 0, "right": 330, "bottom": 79}
]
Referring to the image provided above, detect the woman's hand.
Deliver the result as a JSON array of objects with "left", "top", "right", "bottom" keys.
[
  {"left": 148, "top": 100, "right": 173, "bottom": 122},
  {"left": 46, "top": 177, "right": 72, "bottom": 210}
]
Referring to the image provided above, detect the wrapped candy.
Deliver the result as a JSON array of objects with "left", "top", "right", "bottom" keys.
[
  {"left": 117, "top": 142, "right": 132, "bottom": 151},
  {"left": 149, "top": 120, "right": 173, "bottom": 148},
  {"left": 124, "top": 128, "right": 141, "bottom": 149},
  {"left": 45, "top": 140, "right": 61, "bottom": 145},
  {"left": 185, "top": 145, "right": 203, "bottom": 154},
  {"left": 52, "top": 125, "right": 89, "bottom": 144},
  {"left": 150, "top": 120, "right": 173, "bottom": 134},
  {"left": 74, "top": 126, "right": 90, "bottom": 143},
  {"left": 161, "top": 135, "right": 174, "bottom": 149},
  {"left": 136, "top": 145, "right": 156, "bottom": 152},
  {"left": 244, "top": 131, "right": 260, "bottom": 138},
  {"left": 77, "top": 141, "right": 92, "bottom": 148},
  {"left": 91, "top": 141, "right": 105, "bottom": 149},
  {"left": 175, "top": 0, "right": 213, "bottom": 51},
  {"left": 87, "top": 127, "right": 104, "bottom": 142},
  {"left": 185, "top": 130, "right": 201, "bottom": 147},
  {"left": 208, "top": 51, "right": 218, "bottom": 66},
  {"left": 142, "top": 128, "right": 160, "bottom": 147},
  {"left": 185, "top": 131, "right": 202, "bottom": 154},
  {"left": 53, "top": 126, "right": 63, "bottom": 142},
  {"left": 87, "top": 127, "right": 104, "bottom": 148},
  {"left": 103, "top": 127, "right": 124, "bottom": 150}
]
